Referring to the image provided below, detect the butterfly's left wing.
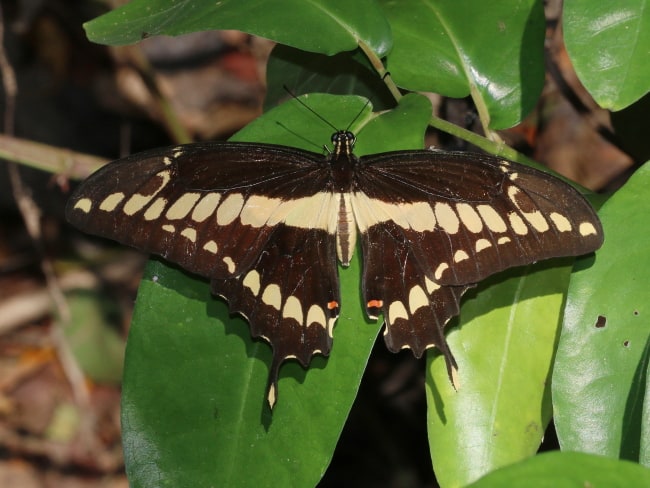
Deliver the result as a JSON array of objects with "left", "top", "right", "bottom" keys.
[
  {"left": 354, "top": 150, "right": 603, "bottom": 378},
  {"left": 66, "top": 142, "right": 341, "bottom": 406}
]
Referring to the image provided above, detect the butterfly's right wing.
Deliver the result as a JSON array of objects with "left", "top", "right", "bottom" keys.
[{"left": 354, "top": 150, "right": 603, "bottom": 380}]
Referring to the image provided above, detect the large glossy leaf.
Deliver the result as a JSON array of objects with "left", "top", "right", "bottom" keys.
[
  {"left": 426, "top": 261, "right": 573, "bottom": 487},
  {"left": 379, "top": 0, "right": 545, "bottom": 129},
  {"left": 121, "top": 94, "right": 433, "bottom": 487},
  {"left": 64, "top": 290, "right": 124, "bottom": 384},
  {"left": 84, "top": 0, "right": 391, "bottom": 57},
  {"left": 553, "top": 162, "right": 650, "bottom": 462},
  {"left": 642, "top": 356, "right": 650, "bottom": 466},
  {"left": 264, "top": 45, "right": 395, "bottom": 112},
  {"left": 234, "top": 92, "right": 432, "bottom": 154},
  {"left": 123, "top": 258, "right": 377, "bottom": 487},
  {"left": 564, "top": 1, "right": 650, "bottom": 110},
  {"left": 467, "top": 451, "right": 650, "bottom": 487}
]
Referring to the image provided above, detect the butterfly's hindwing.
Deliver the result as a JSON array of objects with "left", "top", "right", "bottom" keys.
[
  {"left": 360, "top": 220, "right": 469, "bottom": 375},
  {"left": 211, "top": 224, "right": 340, "bottom": 406}
]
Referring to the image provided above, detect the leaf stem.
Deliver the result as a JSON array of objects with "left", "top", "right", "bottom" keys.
[{"left": 358, "top": 41, "right": 533, "bottom": 165}]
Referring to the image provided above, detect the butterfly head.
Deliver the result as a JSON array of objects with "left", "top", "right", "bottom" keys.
[{"left": 331, "top": 130, "right": 356, "bottom": 157}]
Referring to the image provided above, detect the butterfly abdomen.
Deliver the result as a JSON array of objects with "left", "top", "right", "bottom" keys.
[{"left": 336, "top": 193, "right": 357, "bottom": 266}]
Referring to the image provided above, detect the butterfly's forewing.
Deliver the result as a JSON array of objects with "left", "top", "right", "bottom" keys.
[
  {"left": 356, "top": 150, "right": 603, "bottom": 285},
  {"left": 67, "top": 142, "right": 336, "bottom": 278}
]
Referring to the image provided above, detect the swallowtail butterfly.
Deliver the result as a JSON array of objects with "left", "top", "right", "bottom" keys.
[{"left": 66, "top": 120, "right": 603, "bottom": 407}]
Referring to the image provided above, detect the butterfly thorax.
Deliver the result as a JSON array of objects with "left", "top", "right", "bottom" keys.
[{"left": 329, "top": 130, "right": 358, "bottom": 190}]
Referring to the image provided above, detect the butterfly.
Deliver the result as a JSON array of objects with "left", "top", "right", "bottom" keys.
[{"left": 66, "top": 110, "right": 603, "bottom": 407}]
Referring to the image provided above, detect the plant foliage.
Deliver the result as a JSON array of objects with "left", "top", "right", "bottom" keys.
[{"left": 83, "top": 0, "right": 650, "bottom": 486}]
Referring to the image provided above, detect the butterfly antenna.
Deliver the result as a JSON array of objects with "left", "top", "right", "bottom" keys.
[
  {"left": 283, "top": 85, "right": 339, "bottom": 132},
  {"left": 345, "top": 99, "right": 371, "bottom": 132},
  {"left": 275, "top": 121, "right": 324, "bottom": 152}
]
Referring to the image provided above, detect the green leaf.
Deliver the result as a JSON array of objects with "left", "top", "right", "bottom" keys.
[
  {"left": 231, "top": 92, "right": 432, "bottom": 154},
  {"left": 379, "top": 0, "right": 545, "bottom": 129},
  {"left": 642, "top": 356, "right": 650, "bottom": 466},
  {"left": 123, "top": 258, "right": 378, "bottom": 487},
  {"left": 121, "top": 94, "right": 433, "bottom": 487},
  {"left": 84, "top": 0, "right": 392, "bottom": 57},
  {"left": 553, "top": 161, "right": 650, "bottom": 462},
  {"left": 64, "top": 289, "right": 124, "bottom": 384},
  {"left": 426, "top": 262, "right": 573, "bottom": 487},
  {"left": 564, "top": 1, "right": 650, "bottom": 110},
  {"left": 353, "top": 92, "right": 433, "bottom": 154},
  {"left": 265, "top": 45, "right": 395, "bottom": 111},
  {"left": 467, "top": 451, "right": 650, "bottom": 487}
]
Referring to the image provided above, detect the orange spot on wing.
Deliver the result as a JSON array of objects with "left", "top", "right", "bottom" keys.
[
  {"left": 327, "top": 301, "right": 339, "bottom": 310},
  {"left": 367, "top": 299, "right": 383, "bottom": 308}
]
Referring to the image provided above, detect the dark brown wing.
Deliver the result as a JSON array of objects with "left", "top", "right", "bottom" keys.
[
  {"left": 66, "top": 142, "right": 340, "bottom": 406},
  {"left": 66, "top": 142, "right": 333, "bottom": 279},
  {"left": 361, "top": 221, "right": 469, "bottom": 381},
  {"left": 211, "top": 225, "right": 339, "bottom": 407},
  {"left": 355, "top": 150, "right": 603, "bottom": 377}
]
